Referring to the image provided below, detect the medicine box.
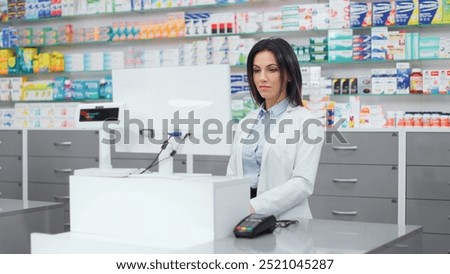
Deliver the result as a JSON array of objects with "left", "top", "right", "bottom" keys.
[
  {"left": 373, "top": 1, "right": 396, "bottom": 26},
  {"left": 419, "top": 0, "right": 443, "bottom": 24},
  {"left": 423, "top": 70, "right": 440, "bottom": 94},
  {"left": 396, "top": 0, "right": 419, "bottom": 25},
  {"left": 440, "top": 70, "right": 450, "bottom": 93},
  {"left": 350, "top": 2, "right": 372, "bottom": 27}
]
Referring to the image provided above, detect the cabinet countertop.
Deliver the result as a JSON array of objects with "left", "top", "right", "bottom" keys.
[
  {"left": 0, "top": 198, "right": 64, "bottom": 217},
  {"left": 2, "top": 127, "right": 450, "bottom": 132},
  {"left": 31, "top": 219, "right": 422, "bottom": 254}
]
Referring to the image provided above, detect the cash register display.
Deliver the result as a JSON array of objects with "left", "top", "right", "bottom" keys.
[{"left": 79, "top": 107, "right": 119, "bottom": 122}]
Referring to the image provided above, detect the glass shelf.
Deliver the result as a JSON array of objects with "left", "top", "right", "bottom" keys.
[
  {"left": 3, "top": 98, "right": 112, "bottom": 104},
  {"left": 0, "top": 70, "right": 112, "bottom": 77},
  {"left": 9, "top": 27, "right": 450, "bottom": 52},
  {"left": 0, "top": 0, "right": 260, "bottom": 26},
  {"left": 0, "top": 55, "right": 448, "bottom": 77},
  {"left": 232, "top": 56, "right": 450, "bottom": 68},
  {"left": 325, "top": 93, "right": 450, "bottom": 97},
  {"left": 352, "top": 23, "right": 450, "bottom": 31},
  {"left": 299, "top": 57, "right": 450, "bottom": 66}
]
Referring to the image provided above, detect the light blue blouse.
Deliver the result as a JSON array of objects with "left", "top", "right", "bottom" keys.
[{"left": 242, "top": 98, "right": 290, "bottom": 189}]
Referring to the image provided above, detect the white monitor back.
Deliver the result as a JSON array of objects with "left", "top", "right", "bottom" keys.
[{"left": 112, "top": 65, "right": 232, "bottom": 156}]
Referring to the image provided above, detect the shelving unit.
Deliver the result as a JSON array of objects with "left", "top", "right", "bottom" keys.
[
  {"left": 0, "top": 0, "right": 447, "bottom": 124},
  {"left": 0, "top": 0, "right": 449, "bottom": 254}
]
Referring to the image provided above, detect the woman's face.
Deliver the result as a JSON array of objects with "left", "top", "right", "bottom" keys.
[{"left": 252, "top": 50, "right": 287, "bottom": 109}]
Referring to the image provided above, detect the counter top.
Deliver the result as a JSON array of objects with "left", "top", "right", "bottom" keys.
[
  {"left": 31, "top": 219, "right": 422, "bottom": 254},
  {"left": 0, "top": 198, "right": 63, "bottom": 217}
]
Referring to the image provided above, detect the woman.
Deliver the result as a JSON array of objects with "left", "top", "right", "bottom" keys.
[{"left": 227, "top": 37, "right": 324, "bottom": 219}]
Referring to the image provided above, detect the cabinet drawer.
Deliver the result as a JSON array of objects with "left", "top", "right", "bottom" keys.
[
  {"left": 0, "top": 181, "right": 22, "bottom": 199},
  {"left": 315, "top": 164, "right": 397, "bottom": 198},
  {"left": 194, "top": 155, "right": 229, "bottom": 175},
  {"left": 310, "top": 195, "right": 397, "bottom": 224},
  {"left": 423, "top": 233, "right": 450, "bottom": 254},
  {"left": 29, "top": 157, "right": 98, "bottom": 183},
  {"left": 407, "top": 133, "right": 450, "bottom": 166},
  {"left": 29, "top": 182, "right": 70, "bottom": 211},
  {"left": 29, "top": 130, "right": 99, "bottom": 157},
  {"left": 320, "top": 132, "right": 398, "bottom": 165},
  {"left": 0, "top": 156, "right": 22, "bottom": 181},
  {"left": 407, "top": 166, "right": 450, "bottom": 200},
  {"left": 407, "top": 199, "right": 450, "bottom": 234},
  {"left": 194, "top": 159, "right": 228, "bottom": 176},
  {"left": 375, "top": 230, "right": 423, "bottom": 254},
  {"left": 0, "top": 130, "right": 22, "bottom": 156}
]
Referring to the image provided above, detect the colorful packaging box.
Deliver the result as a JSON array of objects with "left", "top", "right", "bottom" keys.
[
  {"left": 444, "top": 0, "right": 450, "bottom": 22},
  {"left": 440, "top": 69, "right": 450, "bottom": 93},
  {"left": 373, "top": 1, "right": 396, "bottom": 26},
  {"left": 350, "top": 2, "right": 372, "bottom": 27},
  {"left": 312, "top": 3, "right": 331, "bottom": 30},
  {"left": 419, "top": 0, "right": 443, "bottom": 24},
  {"left": 396, "top": 0, "right": 419, "bottom": 25},
  {"left": 423, "top": 70, "right": 441, "bottom": 94},
  {"left": 371, "top": 27, "right": 389, "bottom": 60},
  {"left": 353, "top": 51, "right": 372, "bottom": 61},
  {"left": 387, "top": 31, "right": 406, "bottom": 60},
  {"left": 329, "top": 0, "right": 351, "bottom": 28},
  {"left": 298, "top": 4, "right": 313, "bottom": 30},
  {"left": 397, "top": 62, "right": 411, "bottom": 94},
  {"left": 358, "top": 75, "right": 372, "bottom": 94},
  {"left": 281, "top": 5, "right": 299, "bottom": 31}
]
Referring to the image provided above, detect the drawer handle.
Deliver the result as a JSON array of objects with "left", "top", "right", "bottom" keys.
[
  {"left": 0, "top": 166, "right": 2, "bottom": 171},
  {"left": 394, "top": 244, "right": 409, "bottom": 249},
  {"left": 54, "top": 169, "right": 73, "bottom": 174},
  {"left": 54, "top": 141, "right": 72, "bottom": 146},
  {"left": 332, "top": 210, "right": 357, "bottom": 216},
  {"left": 332, "top": 178, "right": 358, "bottom": 183},
  {"left": 64, "top": 223, "right": 71, "bottom": 229},
  {"left": 0, "top": 192, "right": 2, "bottom": 197},
  {"left": 0, "top": 141, "right": 2, "bottom": 145},
  {"left": 54, "top": 195, "right": 70, "bottom": 201},
  {"left": 332, "top": 146, "right": 358, "bottom": 150}
]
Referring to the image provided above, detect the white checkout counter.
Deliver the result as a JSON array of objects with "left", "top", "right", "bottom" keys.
[
  {"left": 0, "top": 198, "right": 64, "bottom": 253},
  {"left": 30, "top": 171, "right": 422, "bottom": 254},
  {"left": 32, "top": 219, "right": 422, "bottom": 254}
]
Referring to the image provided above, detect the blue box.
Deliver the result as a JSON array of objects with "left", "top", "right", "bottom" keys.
[
  {"left": 396, "top": 0, "right": 419, "bottom": 25},
  {"left": 373, "top": 1, "right": 396, "bottom": 26}
]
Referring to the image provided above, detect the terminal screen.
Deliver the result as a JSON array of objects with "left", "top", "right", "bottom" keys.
[{"left": 79, "top": 107, "right": 119, "bottom": 122}]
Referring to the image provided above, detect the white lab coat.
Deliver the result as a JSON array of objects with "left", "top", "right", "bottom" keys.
[{"left": 227, "top": 105, "right": 324, "bottom": 219}]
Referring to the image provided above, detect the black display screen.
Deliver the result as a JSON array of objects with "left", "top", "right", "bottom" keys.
[{"left": 79, "top": 108, "right": 119, "bottom": 122}]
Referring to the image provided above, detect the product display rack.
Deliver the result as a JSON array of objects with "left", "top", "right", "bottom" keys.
[
  {"left": 0, "top": 0, "right": 256, "bottom": 25},
  {"left": 0, "top": 0, "right": 449, "bottom": 254},
  {"left": 0, "top": 0, "right": 448, "bottom": 106}
]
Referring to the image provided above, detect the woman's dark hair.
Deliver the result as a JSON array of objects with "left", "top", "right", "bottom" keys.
[{"left": 246, "top": 37, "right": 303, "bottom": 107}]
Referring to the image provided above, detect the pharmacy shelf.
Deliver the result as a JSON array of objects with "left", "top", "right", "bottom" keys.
[
  {"left": 300, "top": 57, "right": 450, "bottom": 65},
  {"left": 328, "top": 93, "right": 450, "bottom": 97},
  {"left": 0, "top": 70, "right": 112, "bottom": 77},
  {"left": 0, "top": 0, "right": 261, "bottom": 26},
  {"left": 1, "top": 56, "right": 448, "bottom": 77},
  {"left": 1, "top": 98, "right": 112, "bottom": 105},
  {"left": 6, "top": 20, "right": 450, "bottom": 49}
]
